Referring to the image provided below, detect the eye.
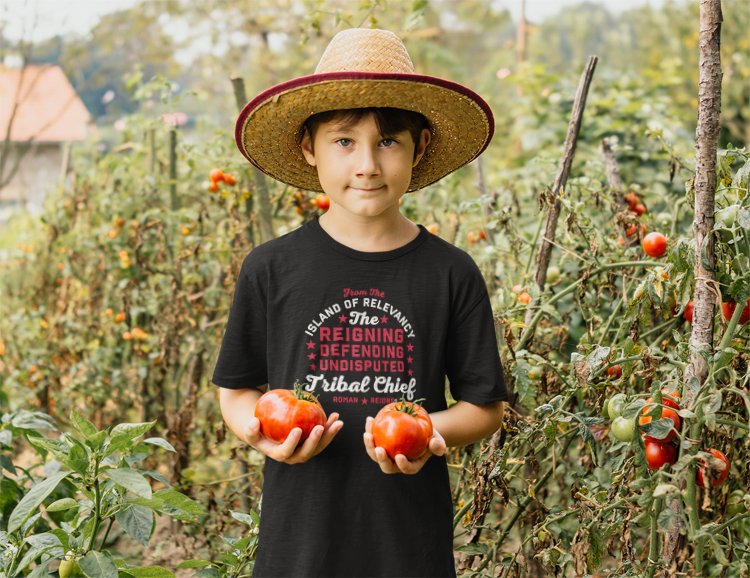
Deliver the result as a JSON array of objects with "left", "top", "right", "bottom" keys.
[
  {"left": 380, "top": 138, "right": 397, "bottom": 147},
  {"left": 336, "top": 138, "right": 352, "bottom": 147}
]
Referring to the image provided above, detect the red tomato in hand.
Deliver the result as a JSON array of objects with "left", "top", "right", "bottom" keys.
[
  {"left": 371, "top": 399, "right": 433, "bottom": 460},
  {"left": 254, "top": 384, "right": 326, "bottom": 444},
  {"left": 642, "top": 232, "right": 668, "bottom": 258},
  {"left": 696, "top": 448, "right": 730, "bottom": 488},
  {"left": 721, "top": 299, "right": 750, "bottom": 325},
  {"left": 644, "top": 439, "right": 678, "bottom": 469},
  {"left": 639, "top": 397, "right": 681, "bottom": 442}
]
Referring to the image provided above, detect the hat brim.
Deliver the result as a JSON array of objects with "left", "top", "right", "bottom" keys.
[{"left": 235, "top": 72, "right": 494, "bottom": 192}]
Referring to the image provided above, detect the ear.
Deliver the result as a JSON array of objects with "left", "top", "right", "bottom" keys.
[
  {"left": 412, "top": 128, "right": 432, "bottom": 168},
  {"left": 300, "top": 129, "right": 317, "bottom": 167}
]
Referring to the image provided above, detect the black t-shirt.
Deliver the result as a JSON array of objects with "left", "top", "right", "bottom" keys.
[{"left": 212, "top": 216, "right": 508, "bottom": 578}]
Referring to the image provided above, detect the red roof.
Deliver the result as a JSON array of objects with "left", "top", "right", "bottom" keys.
[{"left": 0, "top": 64, "right": 93, "bottom": 143}]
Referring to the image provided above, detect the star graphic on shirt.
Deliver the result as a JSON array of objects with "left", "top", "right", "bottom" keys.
[
  {"left": 338, "top": 314, "right": 348, "bottom": 324},
  {"left": 310, "top": 363, "right": 317, "bottom": 372},
  {"left": 408, "top": 369, "right": 413, "bottom": 377},
  {"left": 306, "top": 340, "right": 316, "bottom": 350},
  {"left": 407, "top": 343, "right": 414, "bottom": 352},
  {"left": 307, "top": 352, "right": 316, "bottom": 360},
  {"left": 407, "top": 356, "right": 413, "bottom": 364},
  {"left": 361, "top": 398, "right": 368, "bottom": 405},
  {"left": 379, "top": 315, "right": 389, "bottom": 324}
]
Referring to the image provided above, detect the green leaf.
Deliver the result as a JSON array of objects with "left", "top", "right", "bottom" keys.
[
  {"left": 11, "top": 411, "right": 58, "bottom": 432},
  {"left": 587, "top": 524, "right": 603, "bottom": 571},
  {"left": 230, "top": 511, "right": 257, "bottom": 527},
  {"left": 47, "top": 497, "right": 79, "bottom": 512},
  {"left": 71, "top": 408, "right": 99, "bottom": 438},
  {"left": 79, "top": 550, "right": 118, "bottom": 578},
  {"left": 8, "top": 471, "right": 70, "bottom": 533},
  {"left": 106, "top": 421, "right": 156, "bottom": 455},
  {"left": 175, "top": 560, "right": 215, "bottom": 569},
  {"left": 106, "top": 468, "right": 153, "bottom": 499},
  {"left": 116, "top": 504, "right": 155, "bottom": 547},
  {"left": 16, "top": 532, "right": 63, "bottom": 574},
  {"left": 657, "top": 505, "right": 677, "bottom": 532},
  {"left": 125, "top": 566, "right": 174, "bottom": 578},
  {"left": 121, "top": 567, "right": 175, "bottom": 578},
  {"left": 142, "top": 437, "right": 176, "bottom": 452},
  {"left": 639, "top": 417, "right": 675, "bottom": 440},
  {"left": 153, "top": 488, "right": 206, "bottom": 521}
]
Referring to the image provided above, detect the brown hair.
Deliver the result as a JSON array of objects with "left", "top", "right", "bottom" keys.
[{"left": 302, "top": 107, "right": 430, "bottom": 159}]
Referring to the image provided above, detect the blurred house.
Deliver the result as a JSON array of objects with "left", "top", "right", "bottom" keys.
[{"left": 0, "top": 63, "right": 96, "bottom": 222}]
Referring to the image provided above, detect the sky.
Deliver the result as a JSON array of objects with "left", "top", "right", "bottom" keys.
[{"left": 1, "top": 0, "right": 670, "bottom": 44}]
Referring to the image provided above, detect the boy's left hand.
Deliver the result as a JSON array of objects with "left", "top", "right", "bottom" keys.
[{"left": 363, "top": 416, "right": 447, "bottom": 475}]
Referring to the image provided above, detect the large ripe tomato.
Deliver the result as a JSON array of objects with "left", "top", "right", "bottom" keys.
[
  {"left": 254, "top": 383, "right": 326, "bottom": 444},
  {"left": 371, "top": 399, "right": 433, "bottom": 460},
  {"left": 639, "top": 397, "right": 680, "bottom": 442},
  {"left": 644, "top": 439, "right": 678, "bottom": 469},
  {"left": 642, "top": 232, "right": 668, "bottom": 258},
  {"left": 721, "top": 299, "right": 750, "bottom": 325},
  {"left": 696, "top": 448, "right": 730, "bottom": 488}
]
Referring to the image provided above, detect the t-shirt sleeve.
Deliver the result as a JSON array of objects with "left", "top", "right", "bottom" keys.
[
  {"left": 211, "top": 253, "right": 268, "bottom": 390},
  {"left": 445, "top": 262, "right": 508, "bottom": 405}
]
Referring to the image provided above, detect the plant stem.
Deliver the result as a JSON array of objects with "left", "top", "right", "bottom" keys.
[
  {"left": 87, "top": 460, "right": 102, "bottom": 553},
  {"left": 647, "top": 496, "right": 663, "bottom": 577},
  {"left": 517, "top": 260, "right": 660, "bottom": 350}
]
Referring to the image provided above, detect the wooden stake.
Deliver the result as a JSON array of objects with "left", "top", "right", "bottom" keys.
[
  {"left": 524, "top": 55, "right": 598, "bottom": 329},
  {"left": 661, "top": 1, "right": 722, "bottom": 574}
]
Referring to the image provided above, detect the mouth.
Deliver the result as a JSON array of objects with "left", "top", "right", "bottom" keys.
[{"left": 350, "top": 186, "right": 385, "bottom": 193}]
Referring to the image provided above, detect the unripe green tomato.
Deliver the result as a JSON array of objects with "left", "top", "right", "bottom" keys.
[
  {"left": 610, "top": 416, "right": 636, "bottom": 442},
  {"left": 59, "top": 559, "right": 82, "bottom": 578},
  {"left": 546, "top": 266, "right": 561, "bottom": 284},
  {"left": 536, "top": 529, "right": 550, "bottom": 543},
  {"left": 607, "top": 393, "right": 627, "bottom": 419}
]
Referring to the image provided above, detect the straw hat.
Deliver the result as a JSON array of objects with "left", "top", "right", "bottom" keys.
[{"left": 235, "top": 28, "right": 494, "bottom": 193}]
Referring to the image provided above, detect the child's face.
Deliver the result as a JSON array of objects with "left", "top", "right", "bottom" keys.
[{"left": 300, "top": 113, "right": 430, "bottom": 221}]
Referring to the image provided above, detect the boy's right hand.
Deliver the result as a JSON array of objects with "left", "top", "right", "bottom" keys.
[{"left": 243, "top": 413, "right": 343, "bottom": 464}]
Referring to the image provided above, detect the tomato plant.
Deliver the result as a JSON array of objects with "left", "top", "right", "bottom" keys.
[
  {"left": 254, "top": 382, "right": 326, "bottom": 444},
  {"left": 371, "top": 398, "right": 433, "bottom": 460}
]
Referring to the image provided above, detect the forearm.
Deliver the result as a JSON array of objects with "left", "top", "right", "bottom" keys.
[
  {"left": 218, "top": 386, "right": 266, "bottom": 444},
  {"left": 429, "top": 400, "right": 504, "bottom": 448}
]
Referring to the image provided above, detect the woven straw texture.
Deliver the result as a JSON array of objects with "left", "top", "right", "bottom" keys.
[
  {"left": 236, "top": 28, "right": 494, "bottom": 192},
  {"left": 314, "top": 28, "right": 415, "bottom": 74}
]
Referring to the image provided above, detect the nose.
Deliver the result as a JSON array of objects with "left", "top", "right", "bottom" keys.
[{"left": 355, "top": 144, "right": 380, "bottom": 177}]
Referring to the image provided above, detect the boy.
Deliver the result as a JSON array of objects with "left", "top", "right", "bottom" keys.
[{"left": 212, "top": 28, "right": 508, "bottom": 577}]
